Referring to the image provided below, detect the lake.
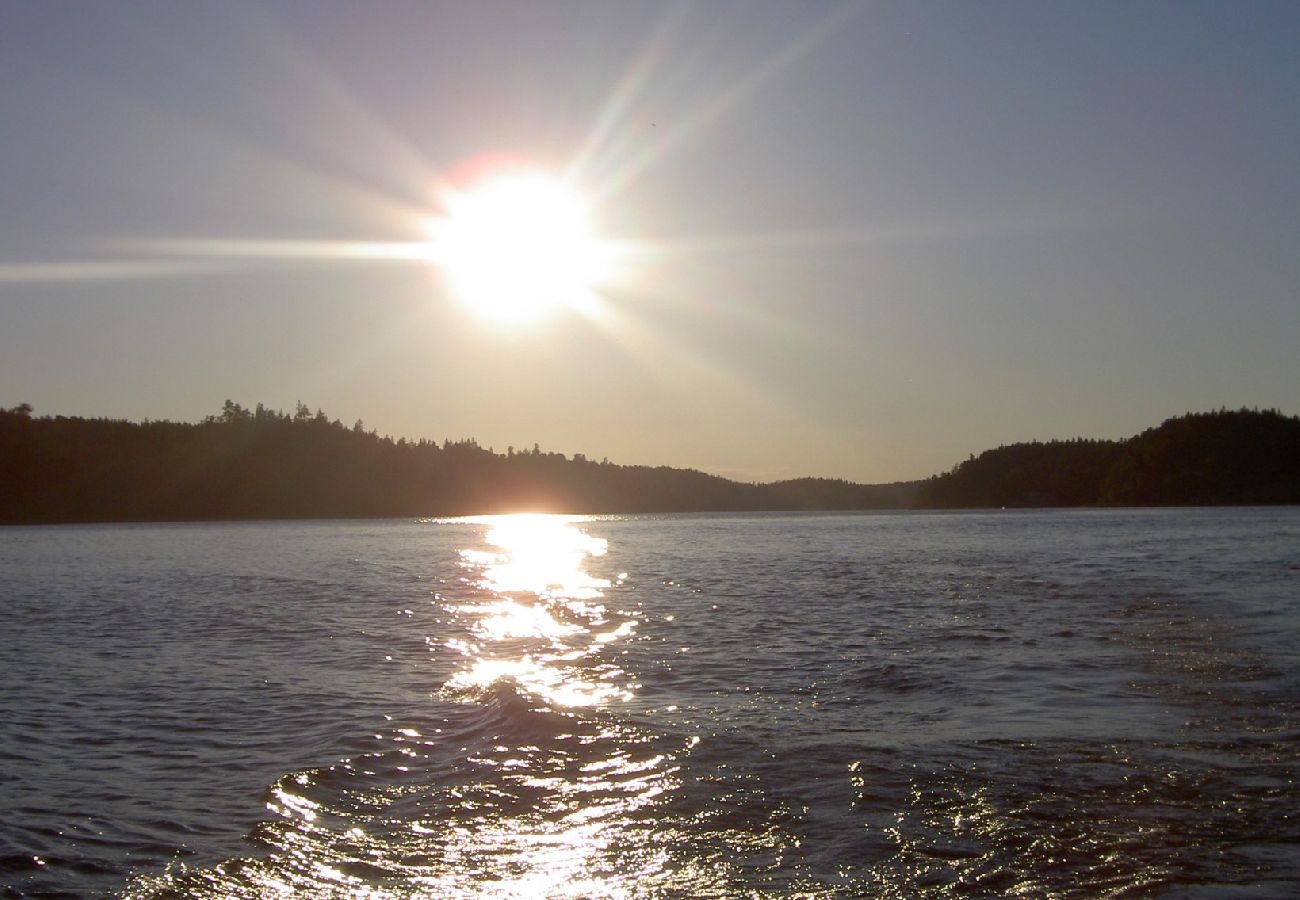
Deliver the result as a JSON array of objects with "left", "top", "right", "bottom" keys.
[{"left": 1, "top": 508, "right": 1297, "bottom": 897}]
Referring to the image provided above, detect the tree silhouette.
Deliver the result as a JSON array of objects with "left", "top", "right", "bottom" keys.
[
  {"left": 916, "top": 409, "right": 1300, "bottom": 508},
  {"left": 2, "top": 404, "right": 1295, "bottom": 524}
]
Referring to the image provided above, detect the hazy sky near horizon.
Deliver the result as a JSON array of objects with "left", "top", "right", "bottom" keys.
[{"left": 2, "top": 1, "right": 1298, "bottom": 483}]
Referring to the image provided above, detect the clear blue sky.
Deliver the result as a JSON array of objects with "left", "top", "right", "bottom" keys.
[{"left": 3, "top": 1, "right": 1297, "bottom": 482}]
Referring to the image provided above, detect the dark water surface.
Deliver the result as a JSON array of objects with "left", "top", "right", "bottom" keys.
[{"left": 1, "top": 509, "right": 1297, "bottom": 897}]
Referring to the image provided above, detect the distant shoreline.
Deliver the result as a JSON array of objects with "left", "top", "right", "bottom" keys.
[
  {"left": 2, "top": 404, "right": 1297, "bottom": 525},
  {"left": 4, "top": 505, "right": 1299, "bottom": 530}
]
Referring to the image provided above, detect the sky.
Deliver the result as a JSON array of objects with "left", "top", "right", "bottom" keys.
[{"left": 2, "top": 1, "right": 1298, "bottom": 483}]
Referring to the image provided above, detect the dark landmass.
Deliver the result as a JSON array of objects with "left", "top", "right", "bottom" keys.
[
  {"left": 916, "top": 408, "right": 1300, "bottom": 508},
  {"left": 0, "top": 401, "right": 915, "bottom": 522},
  {"left": 1, "top": 403, "right": 1296, "bottom": 524}
]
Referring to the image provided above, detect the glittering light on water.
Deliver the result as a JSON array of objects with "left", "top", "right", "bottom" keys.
[
  {"left": 466, "top": 514, "right": 611, "bottom": 600},
  {"left": 455, "top": 598, "right": 583, "bottom": 643},
  {"left": 444, "top": 515, "right": 638, "bottom": 710},
  {"left": 444, "top": 656, "right": 633, "bottom": 708},
  {"left": 124, "top": 515, "right": 743, "bottom": 898}
]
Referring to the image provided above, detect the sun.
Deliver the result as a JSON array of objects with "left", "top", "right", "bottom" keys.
[{"left": 427, "top": 168, "right": 612, "bottom": 321}]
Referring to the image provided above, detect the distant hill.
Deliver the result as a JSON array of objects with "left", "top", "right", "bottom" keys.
[
  {"left": 915, "top": 408, "right": 1300, "bottom": 508},
  {"left": 1, "top": 403, "right": 1295, "bottom": 524},
  {"left": 0, "top": 401, "right": 916, "bottom": 523}
]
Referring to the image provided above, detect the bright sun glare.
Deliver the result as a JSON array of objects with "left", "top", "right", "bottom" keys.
[{"left": 428, "top": 170, "right": 612, "bottom": 321}]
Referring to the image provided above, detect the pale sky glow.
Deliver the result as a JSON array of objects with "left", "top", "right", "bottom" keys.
[{"left": 2, "top": 1, "right": 1297, "bottom": 483}]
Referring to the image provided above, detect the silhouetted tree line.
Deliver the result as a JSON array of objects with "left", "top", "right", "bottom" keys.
[
  {"left": 915, "top": 408, "right": 1300, "bottom": 508},
  {"left": 3, "top": 404, "right": 1295, "bottom": 523},
  {"left": 0, "top": 401, "right": 916, "bottom": 523}
]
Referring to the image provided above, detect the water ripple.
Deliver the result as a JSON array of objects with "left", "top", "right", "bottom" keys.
[{"left": 0, "top": 509, "right": 1295, "bottom": 896}]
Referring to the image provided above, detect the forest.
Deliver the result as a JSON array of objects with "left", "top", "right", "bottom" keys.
[
  {"left": 915, "top": 408, "right": 1300, "bottom": 508},
  {"left": 0, "top": 401, "right": 914, "bottom": 522},
  {"left": 1, "top": 403, "right": 1296, "bottom": 523}
]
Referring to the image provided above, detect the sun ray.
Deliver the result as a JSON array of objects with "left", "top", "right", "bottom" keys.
[
  {"left": 585, "top": 2, "right": 865, "bottom": 204},
  {"left": 3, "top": 3, "right": 884, "bottom": 341},
  {"left": 563, "top": 3, "right": 692, "bottom": 187},
  {"left": 112, "top": 237, "right": 433, "bottom": 262},
  {"left": 0, "top": 259, "right": 232, "bottom": 284},
  {"left": 212, "top": 1, "right": 445, "bottom": 220}
]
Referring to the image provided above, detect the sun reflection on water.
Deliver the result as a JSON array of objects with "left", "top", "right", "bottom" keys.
[
  {"left": 428, "top": 516, "right": 658, "bottom": 894},
  {"left": 123, "top": 514, "right": 781, "bottom": 898},
  {"left": 444, "top": 514, "right": 637, "bottom": 709},
  {"left": 461, "top": 514, "right": 612, "bottom": 600}
]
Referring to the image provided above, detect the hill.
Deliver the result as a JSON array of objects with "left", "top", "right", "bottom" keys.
[
  {"left": 2, "top": 404, "right": 1296, "bottom": 524},
  {"left": 0, "top": 401, "right": 915, "bottom": 523},
  {"left": 915, "top": 408, "right": 1300, "bottom": 508}
]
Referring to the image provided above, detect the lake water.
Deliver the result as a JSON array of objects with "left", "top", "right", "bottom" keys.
[{"left": 1, "top": 509, "right": 1297, "bottom": 898}]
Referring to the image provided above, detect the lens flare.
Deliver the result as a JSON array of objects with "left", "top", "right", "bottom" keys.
[{"left": 427, "top": 170, "right": 616, "bottom": 321}]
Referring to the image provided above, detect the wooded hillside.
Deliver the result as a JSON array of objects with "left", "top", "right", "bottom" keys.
[
  {"left": 3, "top": 404, "right": 1295, "bottom": 523},
  {"left": 0, "top": 401, "right": 914, "bottom": 523},
  {"left": 915, "top": 409, "right": 1300, "bottom": 508}
]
